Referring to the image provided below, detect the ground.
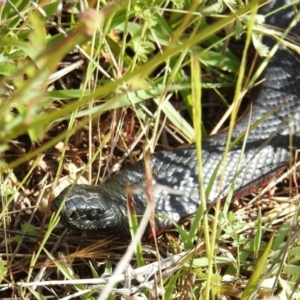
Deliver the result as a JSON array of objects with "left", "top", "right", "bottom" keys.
[{"left": 0, "top": 0, "right": 300, "bottom": 299}]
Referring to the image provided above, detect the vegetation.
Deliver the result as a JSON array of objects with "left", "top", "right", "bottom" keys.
[{"left": 0, "top": 0, "right": 299, "bottom": 299}]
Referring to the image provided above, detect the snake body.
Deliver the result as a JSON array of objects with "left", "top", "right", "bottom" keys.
[{"left": 52, "top": 0, "right": 300, "bottom": 237}]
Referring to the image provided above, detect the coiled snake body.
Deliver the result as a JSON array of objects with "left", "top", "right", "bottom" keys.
[{"left": 52, "top": 0, "right": 300, "bottom": 238}]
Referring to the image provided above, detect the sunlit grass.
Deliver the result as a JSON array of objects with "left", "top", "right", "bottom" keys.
[{"left": 0, "top": 0, "right": 300, "bottom": 299}]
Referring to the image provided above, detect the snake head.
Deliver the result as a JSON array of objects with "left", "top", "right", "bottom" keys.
[{"left": 51, "top": 184, "right": 130, "bottom": 235}]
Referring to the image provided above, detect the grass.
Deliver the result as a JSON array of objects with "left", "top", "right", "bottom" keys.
[{"left": 0, "top": 0, "right": 300, "bottom": 299}]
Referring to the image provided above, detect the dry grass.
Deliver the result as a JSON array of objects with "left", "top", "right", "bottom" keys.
[{"left": 1, "top": 0, "right": 300, "bottom": 299}]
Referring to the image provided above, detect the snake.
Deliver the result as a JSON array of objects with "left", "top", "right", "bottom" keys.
[{"left": 51, "top": 0, "right": 300, "bottom": 238}]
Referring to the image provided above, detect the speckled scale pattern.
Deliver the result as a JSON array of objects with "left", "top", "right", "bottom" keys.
[{"left": 52, "top": 0, "right": 300, "bottom": 237}]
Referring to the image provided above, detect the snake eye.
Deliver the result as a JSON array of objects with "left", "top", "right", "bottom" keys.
[{"left": 86, "top": 209, "right": 101, "bottom": 221}]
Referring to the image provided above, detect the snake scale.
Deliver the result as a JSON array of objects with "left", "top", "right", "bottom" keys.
[{"left": 52, "top": 0, "right": 300, "bottom": 238}]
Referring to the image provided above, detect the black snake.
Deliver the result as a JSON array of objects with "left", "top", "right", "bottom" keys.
[{"left": 52, "top": 0, "right": 300, "bottom": 238}]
